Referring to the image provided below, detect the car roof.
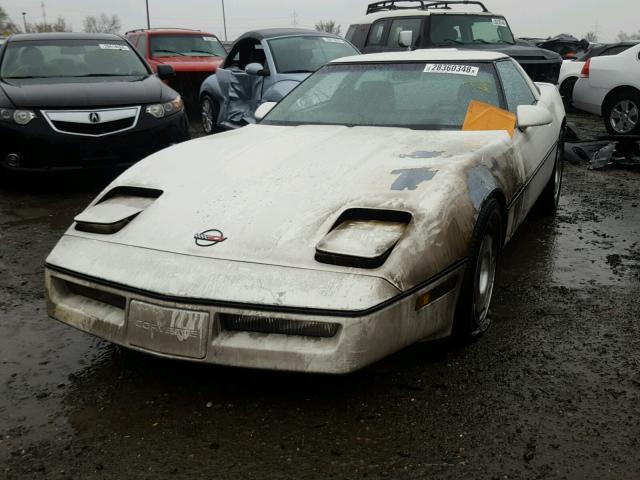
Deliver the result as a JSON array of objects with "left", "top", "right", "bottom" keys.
[
  {"left": 7, "top": 32, "right": 124, "bottom": 42},
  {"left": 331, "top": 48, "right": 508, "bottom": 64},
  {"left": 127, "top": 28, "right": 217, "bottom": 37},
  {"left": 235, "top": 28, "right": 340, "bottom": 42},
  {"left": 351, "top": 9, "right": 499, "bottom": 25}
]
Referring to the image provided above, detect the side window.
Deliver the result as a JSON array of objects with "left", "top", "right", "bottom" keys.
[
  {"left": 223, "top": 39, "right": 264, "bottom": 70},
  {"left": 137, "top": 34, "right": 147, "bottom": 57},
  {"left": 366, "top": 20, "right": 389, "bottom": 47},
  {"left": 496, "top": 60, "right": 536, "bottom": 112},
  {"left": 601, "top": 46, "right": 628, "bottom": 56},
  {"left": 386, "top": 18, "right": 422, "bottom": 48},
  {"left": 345, "top": 24, "right": 368, "bottom": 50}
]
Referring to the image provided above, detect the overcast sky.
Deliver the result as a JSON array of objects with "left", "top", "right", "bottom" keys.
[{"left": 3, "top": 0, "right": 637, "bottom": 42}]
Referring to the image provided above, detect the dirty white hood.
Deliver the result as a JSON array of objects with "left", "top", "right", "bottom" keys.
[{"left": 65, "top": 124, "right": 514, "bottom": 289}]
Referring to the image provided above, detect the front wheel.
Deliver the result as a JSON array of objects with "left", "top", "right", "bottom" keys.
[
  {"left": 201, "top": 95, "right": 219, "bottom": 135},
  {"left": 603, "top": 90, "right": 640, "bottom": 135},
  {"left": 453, "top": 199, "right": 502, "bottom": 339},
  {"left": 537, "top": 136, "right": 564, "bottom": 216}
]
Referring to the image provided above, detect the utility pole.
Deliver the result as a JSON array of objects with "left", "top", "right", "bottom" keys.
[
  {"left": 145, "top": 0, "right": 150, "bottom": 29},
  {"left": 22, "top": 12, "right": 28, "bottom": 33},
  {"left": 221, "top": 0, "right": 227, "bottom": 41},
  {"left": 291, "top": 10, "right": 299, "bottom": 27},
  {"left": 41, "top": 1, "right": 47, "bottom": 28}
]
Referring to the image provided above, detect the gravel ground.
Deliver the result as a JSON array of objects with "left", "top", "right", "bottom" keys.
[{"left": 1, "top": 113, "right": 639, "bottom": 479}]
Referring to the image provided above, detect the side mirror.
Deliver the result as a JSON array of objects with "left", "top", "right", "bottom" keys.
[
  {"left": 398, "top": 30, "right": 413, "bottom": 49},
  {"left": 517, "top": 105, "right": 553, "bottom": 130},
  {"left": 255, "top": 102, "right": 277, "bottom": 121},
  {"left": 245, "top": 62, "right": 269, "bottom": 77},
  {"left": 156, "top": 64, "right": 175, "bottom": 80}
]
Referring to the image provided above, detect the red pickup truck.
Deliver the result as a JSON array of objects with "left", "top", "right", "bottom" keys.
[{"left": 126, "top": 28, "right": 227, "bottom": 110}]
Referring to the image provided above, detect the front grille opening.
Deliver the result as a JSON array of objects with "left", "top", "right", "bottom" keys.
[
  {"left": 221, "top": 314, "right": 340, "bottom": 338},
  {"left": 53, "top": 117, "right": 135, "bottom": 135},
  {"left": 65, "top": 281, "right": 126, "bottom": 310}
]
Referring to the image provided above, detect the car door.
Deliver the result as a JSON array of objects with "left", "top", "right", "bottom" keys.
[
  {"left": 361, "top": 19, "right": 391, "bottom": 54},
  {"left": 219, "top": 38, "right": 266, "bottom": 125},
  {"left": 496, "top": 59, "right": 558, "bottom": 224}
]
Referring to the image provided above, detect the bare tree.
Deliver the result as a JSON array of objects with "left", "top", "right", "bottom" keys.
[
  {"left": 29, "top": 17, "right": 71, "bottom": 33},
  {"left": 0, "top": 6, "right": 20, "bottom": 34},
  {"left": 617, "top": 30, "right": 640, "bottom": 42},
  {"left": 315, "top": 20, "right": 341, "bottom": 36},
  {"left": 584, "top": 31, "right": 599, "bottom": 43},
  {"left": 83, "top": 14, "right": 121, "bottom": 34}
]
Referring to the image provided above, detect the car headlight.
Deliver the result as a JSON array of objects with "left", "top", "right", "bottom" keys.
[
  {"left": 146, "top": 96, "right": 184, "bottom": 118},
  {"left": 315, "top": 210, "right": 412, "bottom": 269},
  {"left": 0, "top": 108, "right": 37, "bottom": 125}
]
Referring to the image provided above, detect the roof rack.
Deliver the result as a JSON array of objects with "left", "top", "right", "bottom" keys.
[{"left": 366, "top": 0, "right": 489, "bottom": 14}]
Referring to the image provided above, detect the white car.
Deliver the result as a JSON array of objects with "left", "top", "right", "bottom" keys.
[
  {"left": 573, "top": 43, "right": 640, "bottom": 135},
  {"left": 558, "top": 42, "right": 638, "bottom": 104},
  {"left": 45, "top": 50, "right": 565, "bottom": 374}
]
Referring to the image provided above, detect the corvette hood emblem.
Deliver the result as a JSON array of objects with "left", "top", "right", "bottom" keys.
[{"left": 194, "top": 229, "right": 227, "bottom": 247}]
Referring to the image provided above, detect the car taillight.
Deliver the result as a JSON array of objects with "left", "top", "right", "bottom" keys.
[{"left": 581, "top": 59, "right": 591, "bottom": 77}]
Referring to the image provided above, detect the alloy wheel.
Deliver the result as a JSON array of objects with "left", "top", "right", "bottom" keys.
[
  {"left": 473, "top": 233, "right": 497, "bottom": 332},
  {"left": 609, "top": 99, "right": 639, "bottom": 134},
  {"left": 201, "top": 98, "right": 215, "bottom": 134}
]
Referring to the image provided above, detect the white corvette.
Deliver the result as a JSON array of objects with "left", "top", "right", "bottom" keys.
[{"left": 45, "top": 50, "right": 565, "bottom": 374}]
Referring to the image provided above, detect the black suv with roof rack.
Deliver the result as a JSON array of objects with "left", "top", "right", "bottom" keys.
[{"left": 346, "top": 0, "right": 562, "bottom": 84}]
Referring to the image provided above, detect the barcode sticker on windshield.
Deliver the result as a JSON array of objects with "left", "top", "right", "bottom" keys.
[
  {"left": 203, "top": 36, "right": 217, "bottom": 42},
  {"left": 99, "top": 44, "right": 130, "bottom": 51},
  {"left": 492, "top": 18, "right": 507, "bottom": 27},
  {"left": 322, "top": 37, "right": 345, "bottom": 44},
  {"left": 424, "top": 64, "right": 479, "bottom": 76}
]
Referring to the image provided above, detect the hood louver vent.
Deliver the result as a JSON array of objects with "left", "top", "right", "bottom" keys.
[{"left": 75, "top": 186, "right": 163, "bottom": 235}]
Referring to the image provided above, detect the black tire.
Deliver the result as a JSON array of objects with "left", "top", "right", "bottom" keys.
[
  {"left": 537, "top": 135, "right": 564, "bottom": 216},
  {"left": 602, "top": 89, "right": 640, "bottom": 135},
  {"left": 200, "top": 94, "right": 219, "bottom": 135},
  {"left": 559, "top": 77, "right": 577, "bottom": 112},
  {"left": 452, "top": 199, "right": 503, "bottom": 340}
]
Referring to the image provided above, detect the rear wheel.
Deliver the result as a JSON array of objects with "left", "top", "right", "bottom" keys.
[
  {"left": 453, "top": 199, "right": 502, "bottom": 339},
  {"left": 201, "top": 94, "right": 219, "bottom": 135},
  {"left": 603, "top": 90, "right": 640, "bottom": 135}
]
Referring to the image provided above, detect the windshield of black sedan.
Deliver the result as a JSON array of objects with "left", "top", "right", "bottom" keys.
[
  {"left": 430, "top": 15, "right": 515, "bottom": 46},
  {"left": 150, "top": 34, "right": 226, "bottom": 57},
  {"left": 268, "top": 36, "right": 359, "bottom": 74},
  {"left": 0, "top": 39, "right": 149, "bottom": 79},
  {"left": 262, "top": 62, "right": 502, "bottom": 129}
]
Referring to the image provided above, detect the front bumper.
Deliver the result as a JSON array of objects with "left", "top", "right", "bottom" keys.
[
  {"left": 0, "top": 110, "right": 190, "bottom": 172},
  {"left": 44, "top": 237, "right": 463, "bottom": 374}
]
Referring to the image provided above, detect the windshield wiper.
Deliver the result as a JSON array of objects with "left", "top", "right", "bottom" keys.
[
  {"left": 281, "top": 69, "right": 313, "bottom": 74},
  {"left": 70, "top": 74, "right": 139, "bottom": 77},
  {"left": 439, "top": 39, "right": 464, "bottom": 45},
  {"left": 189, "top": 49, "right": 217, "bottom": 56},
  {"left": 153, "top": 49, "right": 186, "bottom": 56}
]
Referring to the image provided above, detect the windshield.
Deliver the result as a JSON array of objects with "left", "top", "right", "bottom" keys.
[
  {"left": 150, "top": 34, "right": 226, "bottom": 57},
  {"left": 0, "top": 39, "right": 149, "bottom": 79},
  {"left": 430, "top": 15, "right": 515, "bottom": 46},
  {"left": 263, "top": 62, "right": 502, "bottom": 130},
  {"left": 267, "top": 36, "right": 359, "bottom": 74}
]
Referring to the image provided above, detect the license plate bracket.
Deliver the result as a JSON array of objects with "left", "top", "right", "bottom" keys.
[{"left": 127, "top": 301, "right": 209, "bottom": 359}]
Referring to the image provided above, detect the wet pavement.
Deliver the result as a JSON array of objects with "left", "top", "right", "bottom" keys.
[{"left": 1, "top": 114, "right": 639, "bottom": 479}]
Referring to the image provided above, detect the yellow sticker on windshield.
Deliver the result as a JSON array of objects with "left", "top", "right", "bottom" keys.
[
  {"left": 424, "top": 64, "right": 479, "bottom": 76},
  {"left": 462, "top": 100, "right": 516, "bottom": 137}
]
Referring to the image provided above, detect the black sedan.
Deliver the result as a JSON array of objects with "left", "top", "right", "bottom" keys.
[{"left": 0, "top": 32, "right": 190, "bottom": 174}]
